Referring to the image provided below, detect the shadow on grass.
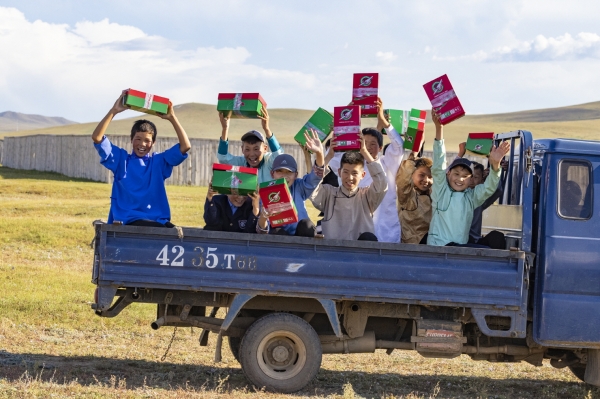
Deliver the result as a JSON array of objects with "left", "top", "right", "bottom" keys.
[
  {"left": 0, "top": 166, "right": 100, "bottom": 183},
  {"left": 0, "top": 350, "right": 596, "bottom": 398}
]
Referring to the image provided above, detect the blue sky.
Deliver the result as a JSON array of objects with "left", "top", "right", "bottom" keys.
[{"left": 1, "top": 0, "right": 600, "bottom": 122}]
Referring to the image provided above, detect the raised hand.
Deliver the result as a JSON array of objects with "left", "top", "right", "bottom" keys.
[
  {"left": 304, "top": 129, "right": 324, "bottom": 155},
  {"left": 111, "top": 90, "right": 128, "bottom": 114},
  {"left": 257, "top": 107, "right": 271, "bottom": 137},
  {"left": 432, "top": 108, "right": 443, "bottom": 140},
  {"left": 358, "top": 132, "right": 375, "bottom": 163},
  {"left": 458, "top": 142, "right": 466, "bottom": 158},
  {"left": 207, "top": 181, "right": 218, "bottom": 201},
  {"left": 158, "top": 101, "right": 175, "bottom": 121},
  {"left": 376, "top": 97, "right": 389, "bottom": 131},
  {"left": 489, "top": 141, "right": 511, "bottom": 171},
  {"left": 248, "top": 192, "right": 261, "bottom": 217}
]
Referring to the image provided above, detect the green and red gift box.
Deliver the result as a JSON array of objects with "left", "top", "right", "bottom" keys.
[
  {"left": 333, "top": 105, "right": 361, "bottom": 151},
  {"left": 294, "top": 107, "right": 333, "bottom": 148},
  {"left": 466, "top": 133, "right": 495, "bottom": 156},
  {"left": 423, "top": 74, "right": 465, "bottom": 125},
  {"left": 404, "top": 109, "right": 426, "bottom": 152},
  {"left": 259, "top": 178, "right": 298, "bottom": 227},
  {"left": 123, "top": 89, "right": 169, "bottom": 116},
  {"left": 212, "top": 163, "right": 258, "bottom": 195},
  {"left": 217, "top": 93, "right": 267, "bottom": 119},
  {"left": 352, "top": 73, "right": 379, "bottom": 118}
]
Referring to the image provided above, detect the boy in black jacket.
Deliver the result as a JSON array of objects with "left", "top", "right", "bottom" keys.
[{"left": 203, "top": 183, "right": 260, "bottom": 233}]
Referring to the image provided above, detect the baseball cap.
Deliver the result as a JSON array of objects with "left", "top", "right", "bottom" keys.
[
  {"left": 272, "top": 154, "right": 297, "bottom": 173},
  {"left": 447, "top": 157, "right": 473, "bottom": 174},
  {"left": 240, "top": 130, "right": 265, "bottom": 142}
]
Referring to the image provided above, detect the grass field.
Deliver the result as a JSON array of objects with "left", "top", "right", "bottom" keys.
[
  {"left": 1, "top": 100, "right": 599, "bottom": 152},
  {"left": 0, "top": 166, "right": 599, "bottom": 398}
]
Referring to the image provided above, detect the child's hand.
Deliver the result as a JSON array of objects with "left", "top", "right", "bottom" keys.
[
  {"left": 376, "top": 97, "right": 390, "bottom": 131},
  {"left": 207, "top": 181, "right": 218, "bottom": 201},
  {"left": 458, "top": 142, "right": 466, "bottom": 158},
  {"left": 359, "top": 132, "right": 375, "bottom": 163},
  {"left": 431, "top": 108, "right": 442, "bottom": 128},
  {"left": 158, "top": 101, "right": 175, "bottom": 121},
  {"left": 325, "top": 138, "right": 337, "bottom": 164},
  {"left": 304, "top": 129, "right": 324, "bottom": 155},
  {"left": 489, "top": 141, "right": 511, "bottom": 171},
  {"left": 219, "top": 112, "right": 230, "bottom": 130},
  {"left": 111, "top": 91, "right": 128, "bottom": 114},
  {"left": 257, "top": 107, "right": 271, "bottom": 138},
  {"left": 248, "top": 192, "right": 261, "bottom": 216}
]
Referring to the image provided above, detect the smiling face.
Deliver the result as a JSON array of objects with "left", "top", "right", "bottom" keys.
[
  {"left": 363, "top": 134, "right": 382, "bottom": 159},
  {"left": 412, "top": 165, "right": 433, "bottom": 193},
  {"left": 131, "top": 131, "right": 154, "bottom": 157},
  {"left": 242, "top": 142, "right": 267, "bottom": 168},
  {"left": 339, "top": 162, "right": 366, "bottom": 191},
  {"left": 227, "top": 194, "right": 246, "bottom": 207},
  {"left": 446, "top": 166, "right": 472, "bottom": 192},
  {"left": 271, "top": 168, "right": 298, "bottom": 187}
]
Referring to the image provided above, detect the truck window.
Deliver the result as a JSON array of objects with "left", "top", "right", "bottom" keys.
[{"left": 558, "top": 160, "right": 593, "bottom": 220}]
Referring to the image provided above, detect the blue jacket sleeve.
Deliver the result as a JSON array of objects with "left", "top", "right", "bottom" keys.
[
  {"left": 94, "top": 136, "right": 123, "bottom": 173},
  {"left": 216, "top": 139, "right": 247, "bottom": 166},
  {"left": 267, "top": 134, "right": 282, "bottom": 153},
  {"left": 431, "top": 139, "right": 448, "bottom": 199},
  {"left": 203, "top": 197, "right": 223, "bottom": 227},
  {"left": 297, "top": 167, "right": 322, "bottom": 200}
]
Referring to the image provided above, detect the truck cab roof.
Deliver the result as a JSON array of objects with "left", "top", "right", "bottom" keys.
[{"left": 533, "top": 138, "right": 600, "bottom": 155}]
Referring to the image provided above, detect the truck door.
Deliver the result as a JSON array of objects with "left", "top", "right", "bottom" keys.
[{"left": 534, "top": 153, "right": 600, "bottom": 347}]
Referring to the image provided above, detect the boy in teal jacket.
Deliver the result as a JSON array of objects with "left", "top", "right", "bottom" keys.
[{"left": 427, "top": 109, "right": 510, "bottom": 247}]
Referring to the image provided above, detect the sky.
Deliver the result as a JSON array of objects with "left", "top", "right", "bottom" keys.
[{"left": 1, "top": 0, "right": 600, "bottom": 122}]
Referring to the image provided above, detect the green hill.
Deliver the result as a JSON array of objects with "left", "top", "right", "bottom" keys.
[{"left": 1, "top": 101, "right": 599, "bottom": 151}]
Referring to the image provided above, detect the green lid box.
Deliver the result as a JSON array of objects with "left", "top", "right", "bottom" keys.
[
  {"left": 212, "top": 163, "right": 258, "bottom": 196},
  {"left": 259, "top": 178, "right": 298, "bottom": 227},
  {"left": 217, "top": 93, "right": 267, "bottom": 119},
  {"left": 404, "top": 109, "right": 426, "bottom": 152},
  {"left": 123, "top": 89, "right": 169, "bottom": 116},
  {"left": 294, "top": 107, "right": 333, "bottom": 148},
  {"left": 466, "top": 132, "right": 495, "bottom": 156}
]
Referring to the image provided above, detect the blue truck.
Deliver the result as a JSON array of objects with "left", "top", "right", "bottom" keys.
[{"left": 91, "top": 131, "right": 600, "bottom": 393}]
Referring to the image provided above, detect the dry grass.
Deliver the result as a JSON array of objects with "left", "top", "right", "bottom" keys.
[{"left": 1, "top": 166, "right": 599, "bottom": 398}]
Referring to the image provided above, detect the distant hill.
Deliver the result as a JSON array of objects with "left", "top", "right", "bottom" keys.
[
  {"left": 1, "top": 101, "right": 599, "bottom": 151},
  {"left": 0, "top": 111, "right": 77, "bottom": 133}
]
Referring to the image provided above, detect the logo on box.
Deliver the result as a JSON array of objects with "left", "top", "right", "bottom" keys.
[
  {"left": 268, "top": 191, "right": 281, "bottom": 203},
  {"left": 432, "top": 79, "right": 444, "bottom": 94},
  {"left": 475, "top": 144, "right": 482, "bottom": 150},
  {"left": 340, "top": 108, "right": 354, "bottom": 121},
  {"left": 359, "top": 76, "right": 373, "bottom": 87}
]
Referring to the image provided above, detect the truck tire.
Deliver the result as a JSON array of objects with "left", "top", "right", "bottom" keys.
[
  {"left": 239, "top": 312, "right": 322, "bottom": 393},
  {"left": 228, "top": 336, "right": 241, "bottom": 363},
  {"left": 584, "top": 349, "right": 600, "bottom": 386}
]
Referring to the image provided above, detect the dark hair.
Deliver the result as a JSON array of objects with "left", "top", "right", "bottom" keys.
[
  {"left": 131, "top": 119, "right": 157, "bottom": 142},
  {"left": 242, "top": 136, "right": 262, "bottom": 145},
  {"left": 414, "top": 157, "right": 433, "bottom": 169},
  {"left": 340, "top": 151, "right": 365, "bottom": 167},
  {"left": 362, "top": 128, "right": 383, "bottom": 148},
  {"left": 472, "top": 162, "right": 484, "bottom": 174}
]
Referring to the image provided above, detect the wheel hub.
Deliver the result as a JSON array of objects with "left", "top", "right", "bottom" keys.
[{"left": 266, "top": 338, "right": 296, "bottom": 367}]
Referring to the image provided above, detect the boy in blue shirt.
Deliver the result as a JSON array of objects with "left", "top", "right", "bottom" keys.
[
  {"left": 217, "top": 108, "right": 283, "bottom": 183},
  {"left": 257, "top": 130, "right": 325, "bottom": 237},
  {"left": 427, "top": 109, "right": 510, "bottom": 246},
  {"left": 91, "top": 91, "right": 191, "bottom": 227}
]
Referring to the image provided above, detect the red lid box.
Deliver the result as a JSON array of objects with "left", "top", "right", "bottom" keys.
[
  {"left": 466, "top": 132, "right": 495, "bottom": 156},
  {"left": 423, "top": 74, "right": 465, "bottom": 125},
  {"left": 259, "top": 178, "right": 299, "bottom": 227},
  {"left": 217, "top": 93, "right": 267, "bottom": 119},
  {"left": 123, "top": 89, "right": 169, "bottom": 116},
  {"left": 352, "top": 73, "right": 379, "bottom": 118},
  {"left": 333, "top": 105, "right": 361, "bottom": 152},
  {"left": 212, "top": 163, "right": 258, "bottom": 195},
  {"left": 404, "top": 109, "right": 426, "bottom": 152}
]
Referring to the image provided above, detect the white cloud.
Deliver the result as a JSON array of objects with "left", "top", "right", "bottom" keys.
[
  {"left": 376, "top": 51, "right": 397, "bottom": 63},
  {"left": 0, "top": 7, "right": 329, "bottom": 121}
]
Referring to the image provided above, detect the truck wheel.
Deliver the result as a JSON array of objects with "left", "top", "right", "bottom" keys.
[
  {"left": 239, "top": 312, "right": 322, "bottom": 393},
  {"left": 228, "top": 336, "right": 241, "bottom": 363}
]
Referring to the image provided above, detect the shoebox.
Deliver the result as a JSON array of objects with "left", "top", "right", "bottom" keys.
[
  {"left": 217, "top": 93, "right": 267, "bottom": 118},
  {"left": 352, "top": 73, "right": 379, "bottom": 117},
  {"left": 333, "top": 105, "right": 361, "bottom": 151},
  {"left": 259, "top": 178, "right": 299, "bottom": 227},
  {"left": 404, "top": 109, "right": 426, "bottom": 152},
  {"left": 294, "top": 107, "right": 333, "bottom": 147},
  {"left": 212, "top": 163, "right": 258, "bottom": 195},
  {"left": 423, "top": 74, "right": 465, "bottom": 125},
  {"left": 123, "top": 89, "right": 169, "bottom": 116},
  {"left": 466, "top": 132, "right": 495, "bottom": 156}
]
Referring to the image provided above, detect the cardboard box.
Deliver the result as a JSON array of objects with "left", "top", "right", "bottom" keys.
[
  {"left": 466, "top": 132, "right": 495, "bottom": 156},
  {"left": 294, "top": 107, "right": 333, "bottom": 147},
  {"left": 423, "top": 74, "right": 465, "bottom": 125},
  {"left": 217, "top": 93, "right": 267, "bottom": 119},
  {"left": 259, "top": 178, "right": 299, "bottom": 227},
  {"left": 212, "top": 163, "right": 258, "bottom": 195},
  {"left": 383, "top": 109, "right": 408, "bottom": 136},
  {"left": 123, "top": 89, "right": 169, "bottom": 116},
  {"left": 352, "top": 73, "right": 379, "bottom": 117},
  {"left": 333, "top": 105, "right": 361, "bottom": 151},
  {"left": 404, "top": 109, "right": 426, "bottom": 152}
]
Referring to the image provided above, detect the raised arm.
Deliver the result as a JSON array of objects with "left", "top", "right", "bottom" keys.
[
  {"left": 473, "top": 141, "right": 511, "bottom": 207},
  {"left": 431, "top": 108, "right": 447, "bottom": 180},
  {"left": 92, "top": 91, "right": 127, "bottom": 144},
  {"left": 159, "top": 102, "right": 191, "bottom": 154}
]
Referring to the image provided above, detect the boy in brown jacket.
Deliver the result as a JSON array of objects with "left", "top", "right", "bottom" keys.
[{"left": 395, "top": 151, "right": 433, "bottom": 244}]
